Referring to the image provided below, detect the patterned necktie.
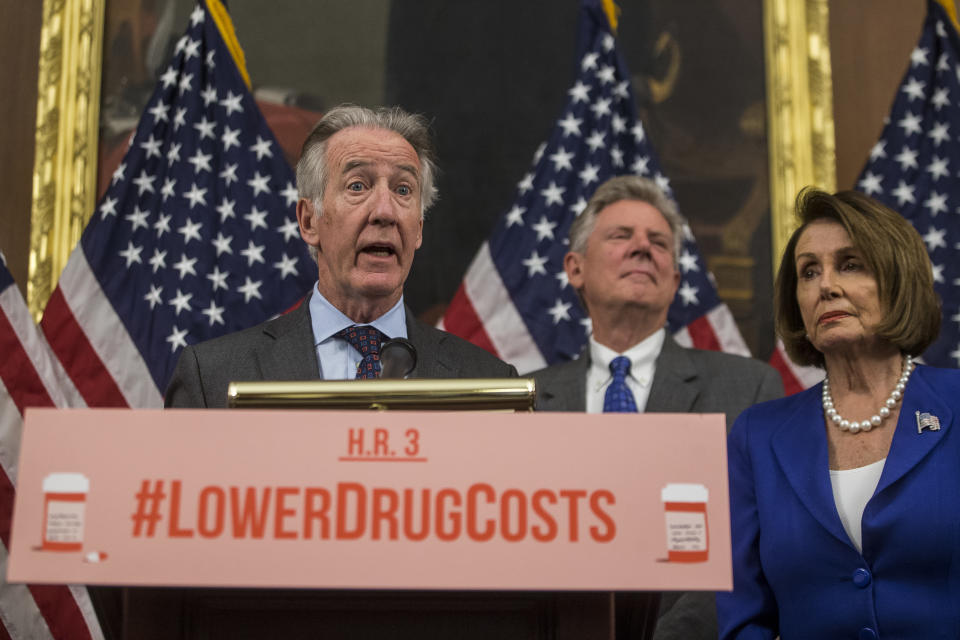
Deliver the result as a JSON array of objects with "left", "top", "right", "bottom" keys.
[
  {"left": 336, "top": 325, "right": 384, "bottom": 379},
  {"left": 603, "top": 355, "right": 638, "bottom": 412}
]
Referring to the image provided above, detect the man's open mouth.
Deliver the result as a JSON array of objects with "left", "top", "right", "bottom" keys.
[{"left": 361, "top": 244, "right": 396, "bottom": 257}]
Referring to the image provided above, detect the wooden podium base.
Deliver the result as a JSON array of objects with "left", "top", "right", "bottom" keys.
[{"left": 90, "top": 587, "right": 659, "bottom": 639}]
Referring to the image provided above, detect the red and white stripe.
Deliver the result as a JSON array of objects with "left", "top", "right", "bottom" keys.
[
  {"left": 769, "top": 339, "right": 824, "bottom": 395},
  {"left": 40, "top": 247, "right": 162, "bottom": 409},
  {"left": 440, "top": 243, "right": 548, "bottom": 374},
  {"left": 441, "top": 242, "right": 753, "bottom": 372},
  {"left": 0, "top": 279, "right": 104, "bottom": 640},
  {"left": 672, "top": 304, "right": 750, "bottom": 357}
]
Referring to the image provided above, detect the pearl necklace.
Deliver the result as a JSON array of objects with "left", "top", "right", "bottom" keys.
[{"left": 821, "top": 355, "right": 914, "bottom": 433}]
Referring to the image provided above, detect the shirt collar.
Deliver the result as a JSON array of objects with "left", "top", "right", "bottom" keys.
[
  {"left": 588, "top": 328, "right": 665, "bottom": 385},
  {"left": 308, "top": 283, "right": 408, "bottom": 345}
]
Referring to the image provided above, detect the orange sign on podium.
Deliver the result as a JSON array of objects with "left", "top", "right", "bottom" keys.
[{"left": 9, "top": 408, "right": 731, "bottom": 591}]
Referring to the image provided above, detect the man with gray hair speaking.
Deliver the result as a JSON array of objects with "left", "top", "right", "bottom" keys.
[
  {"left": 531, "top": 175, "right": 782, "bottom": 640},
  {"left": 166, "top": 104, "right": 514, "bottom": 407}
]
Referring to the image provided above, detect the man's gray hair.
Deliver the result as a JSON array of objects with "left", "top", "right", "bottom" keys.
[
  {"left": 567, "top": 175, "right": 684, "bottom": 266},
  {"left": 296, "top": 104, "right": 439, "bottom": 219}
]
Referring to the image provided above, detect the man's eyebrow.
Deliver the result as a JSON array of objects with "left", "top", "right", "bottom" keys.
[
  {"left": 396, "top": 163, "right": 420, "bottom": 179},
  {"left": 341, "top": 159, "right": 420, "bottom": 180},
  {"left": 342, "top": 159, "right": 371, "bottom": 174}
]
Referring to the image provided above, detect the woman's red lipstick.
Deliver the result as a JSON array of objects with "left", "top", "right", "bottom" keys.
[{"left": 818, "top": 311, "right": 850, "bottom": 325}]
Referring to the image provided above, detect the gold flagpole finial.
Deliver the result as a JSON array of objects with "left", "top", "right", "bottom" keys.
[
  {"left": 600, "top": 0, "right": 620, "bottom": 35},
  {"left": 205, "top": 0, "right": 252, "bottom": 89},
  {"left": 934, "top": 0, "right": 960, "bottom": 36}
]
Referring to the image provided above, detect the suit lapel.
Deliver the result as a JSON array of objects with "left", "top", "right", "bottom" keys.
[
  {"left": 535, "top": 353, "right": 588, "bottom": 411},
  {"left": 770, "top": 385, "right": 851, "bottom": 546},
  {"left": 645, "top": 336, "right": 700, "bottom": 412},
  {"left": 257, "top": 297, "right": 320, "bottom": 381},
  {"left": 875, "top": 365, "right": 951, "bottom": 496},
  {"left": 405, "top": 310, "right": 456, "bottom": 378}
]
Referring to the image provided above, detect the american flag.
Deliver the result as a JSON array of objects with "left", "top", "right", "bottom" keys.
[
  {"left": 0, "top": 255, "right": 103, "bottom": 640},
  {"left": 769, "top": 339, "right": 824, "bottom": 395},
  {"left": 39, "top": 0, "right": 315, "bottom": 407},
  {"left": 440, "top": 0, "right": 749, "bottom": 372},
  {"left": 855, "top": 0, "right": 960, "bottom": 369}
]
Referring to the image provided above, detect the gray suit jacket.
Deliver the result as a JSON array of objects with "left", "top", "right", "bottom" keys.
[
  {"left": 533, "top": 334, "right": 782, "bottom": 429},
  {"left": 531, "top": 335, "right": 783, "bottom": 640},
  {"left": 165, "top": 298, "right": 517, "bottom": 408}
]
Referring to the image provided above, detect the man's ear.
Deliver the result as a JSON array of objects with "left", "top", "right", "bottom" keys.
[
  {"left": 564, "top": 251, "right": 585, "bottom": 290},
  {"left": 296, "top": 199, "right": 321, "bottom": 248}
]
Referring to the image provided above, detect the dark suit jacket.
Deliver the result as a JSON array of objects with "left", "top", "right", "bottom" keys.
[
  {"left": 532, "top": 334, "right": 783, "bottom": 429},
  {"left": 531, "top": 335, "right": 783, "bottom": 640},
  {"left": 718, "top": 365, "right": 960, "bottom": 639},
  {"left": 165, "top": 298, "right": 517, "bottom": 408}
]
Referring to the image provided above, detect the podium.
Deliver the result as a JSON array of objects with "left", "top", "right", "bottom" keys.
[
  {"left": 90, "top": 586, "right": 657, "bottom": 639},
  {"left": 10, "top": 381, "right": 729, "bottom": 639}
]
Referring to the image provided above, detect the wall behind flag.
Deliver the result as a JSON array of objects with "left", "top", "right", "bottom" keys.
[
  {"left": 831, "top": 0, "right": 927, "bottom": 190},
  {"left": 0, "top": 1, "right": 42, "bottom": 298},
  {"left": 1, "top": 0, "right": 927, "bottom": 358}
]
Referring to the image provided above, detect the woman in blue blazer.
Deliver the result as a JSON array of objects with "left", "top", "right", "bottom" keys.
[{"left": 716, "top": 189, "right": 959, "bottom": 639}]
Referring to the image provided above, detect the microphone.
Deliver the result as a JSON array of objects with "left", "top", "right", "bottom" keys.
[{"left": 379, "top": 338, "right": 417, "bottom": 378}]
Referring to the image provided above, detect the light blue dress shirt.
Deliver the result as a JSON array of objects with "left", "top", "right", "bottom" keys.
[{"left": 307, "top": 285, "right": 408, "bottom": 379}]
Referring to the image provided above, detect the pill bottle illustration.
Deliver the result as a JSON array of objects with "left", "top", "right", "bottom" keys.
[
  {"left": 41, "top": 473, "right": 89, "bottom": 551},
  {"left": 661, "top": 483, "right": 709, "bottom": 562}
]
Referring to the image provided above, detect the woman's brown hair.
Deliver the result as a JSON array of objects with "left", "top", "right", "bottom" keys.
[{"left": 775, "top": 188, "right": 940, "bottom": 367}]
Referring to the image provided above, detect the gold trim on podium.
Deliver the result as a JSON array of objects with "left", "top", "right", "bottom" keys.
[
  {"left": 228, "top": 378, "right": 536, "bottom": 412},
  {"left": 763, "top": 0, "right": 837, "bottom": 275},
  {"left": 29, "top": 0, "right": 105, "bottom": 320}
]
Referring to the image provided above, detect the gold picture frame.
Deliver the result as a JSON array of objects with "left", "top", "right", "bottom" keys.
[
  {"left": 763, "top": 0, "right": 837, "bottom": 269},
  {"left": 29, "top": 0, "right": 105, "bottom": 319},
  {"left": 27, "top": 0, "right": 836, "bottom": 318}
]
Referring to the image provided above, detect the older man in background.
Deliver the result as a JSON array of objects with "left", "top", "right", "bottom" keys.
[{"left": 532, "top": 175, "right": 782, "bottom": 640}]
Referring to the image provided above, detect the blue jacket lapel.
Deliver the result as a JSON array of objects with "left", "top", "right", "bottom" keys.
[
  {"left": 770, "top": 385, "right": 851, "bottom": 546},
  {"left": 875, "top": 365, "right": 952, "bottom": 496}
]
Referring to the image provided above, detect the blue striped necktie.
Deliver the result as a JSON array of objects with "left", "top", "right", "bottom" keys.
[{"left": 603, "top": 355, "right": 638, "bottom": 412}]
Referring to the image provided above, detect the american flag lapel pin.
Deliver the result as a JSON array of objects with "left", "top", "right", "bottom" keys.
[{"left": 916, "top": 411, "right": 941, "bottom": 434}]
